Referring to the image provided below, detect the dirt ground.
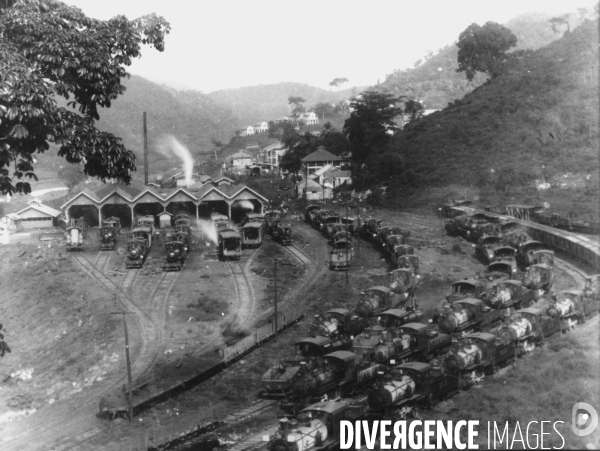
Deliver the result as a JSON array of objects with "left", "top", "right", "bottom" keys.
[{"left": 0, "top": 202, "right": 598, "bottom": 449}]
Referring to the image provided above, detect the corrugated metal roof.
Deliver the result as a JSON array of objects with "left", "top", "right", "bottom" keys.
[{"left": 16, "top": 203, "right": 61, "bottom": 217}]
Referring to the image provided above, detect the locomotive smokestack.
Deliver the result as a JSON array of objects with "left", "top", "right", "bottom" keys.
[{"left": 143, "top": 112, "right": 148, "bottom": 186}]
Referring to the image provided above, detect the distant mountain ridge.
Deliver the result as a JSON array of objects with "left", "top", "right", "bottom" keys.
[{"left": 207, "top": 82, "right": 364, "bottom": 126}]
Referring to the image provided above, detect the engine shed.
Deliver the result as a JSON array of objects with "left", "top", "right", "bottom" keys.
[{"left": 60, "top": 180, "right": 268, "bottom": 228}]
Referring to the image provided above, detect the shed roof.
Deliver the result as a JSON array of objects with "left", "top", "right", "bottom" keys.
[
  {"left": 301, "top": 147, "right": 342, "bottom": 163},
  {"left": 16, "top": 203, "right": 61, "bottom": 218}
]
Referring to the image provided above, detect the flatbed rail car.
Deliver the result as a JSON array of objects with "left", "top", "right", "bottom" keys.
[
  {"left": 66, "top": 226, "right": 84, "bottom": 251},
  {"left": 241, "top": 221, "right": 263, "bottom": 248},
  {"left": 219, "top": 229, "right": 242, "bottom": 260}
]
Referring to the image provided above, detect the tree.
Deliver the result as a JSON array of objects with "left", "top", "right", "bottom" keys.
[
  {"left": 288, "top": 96, "right": 306, "bottom": 119},
  {"left": 58, "top": 163, "right": 86, "bottom": 191},
  {"left": 0, "top": 0, "right": 170, "bottom": 195},
  {"left": 329, "top": 77, "right": 348, "bottom": 89},
  {"left": 456, "top": 22, "right": 517, "bottom": 81},
  {"left": 312, "top": 102, "right": 334, "bottom": 120},
  {"left": 549, "top": 14, "right": 571, "bottom": 34},
  {"left": 342, "top": 91, "right": 402, "bottom": 166},
  {"left": 403, "top": 100, "right": 424, "bottom": 123}
]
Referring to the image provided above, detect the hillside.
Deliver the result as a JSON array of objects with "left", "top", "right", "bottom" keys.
[
  {"left": 376, "top": 12, "right": 574, "bottom": 109},
  {"left": 93, "top": 75, "right": 241, "bottom": 166},
  {"left": 384, "top": 20, "right": 599, "bottom": 218},
  {"left": 207, "top": 82, "right": 363, "bottom": 126}
]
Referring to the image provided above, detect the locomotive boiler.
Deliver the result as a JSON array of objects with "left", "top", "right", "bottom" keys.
[
  {"left": 125, "top": 237, "right": 149, "bottom": 268},
  {"left": 436, "top": 298, "right": 504, "bottom": 335},
  {"left": 355, "top": 286, "right": 401, "bottom": 316},
  {"left": 162, "top": 240, "right": 187, "bottom": 271},
  {"left": 368, "top": 362, "right": 458, "bottom": 416}
]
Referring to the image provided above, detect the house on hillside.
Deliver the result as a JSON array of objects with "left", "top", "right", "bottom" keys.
[
  {"left": 253, "top": 122, "right": 268, "bottom": 133},
  {"left": 236, "top": 126, "right": 256, "bottom": 137},
  {"left": 261, "top": 141, "right": 287, "bottom": 170},
  {"left": 229, "top": 150, "right": 253, "bottom": 169},
  {"left": 299, "top": 112, "right": 319, "bottom": 125},
  {"left": 324, "top": 169, "right": 352, "bottom": 188},
  {"left": 301, "top": 147, "right": 342, "bottom": 175}
]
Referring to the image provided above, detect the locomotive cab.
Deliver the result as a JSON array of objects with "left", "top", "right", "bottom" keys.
[
  {"left": 329, "top": 239, "right": 353, "bottom": 270},
  {"left": 241, "top": 222, "right": 263, "bottom": 248}
]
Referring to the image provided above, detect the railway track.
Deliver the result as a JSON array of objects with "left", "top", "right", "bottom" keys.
[
  {"left": 0, "top": 250, "right": 167, "bottom": 451},
  {"left": 228, "top": 260, "right": 256, "bottom": 328}
]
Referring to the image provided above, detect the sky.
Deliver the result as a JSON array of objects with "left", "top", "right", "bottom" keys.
[{"left": 65, "top": 0, "right": 596, "bottom": 93}]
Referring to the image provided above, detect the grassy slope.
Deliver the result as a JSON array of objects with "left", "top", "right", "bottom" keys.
[
  {"left": 0, "top": 244, "right": 124, "bottom": 416},
  {"left": 385, "top": 20, "right": 599, "bottom": 220}
]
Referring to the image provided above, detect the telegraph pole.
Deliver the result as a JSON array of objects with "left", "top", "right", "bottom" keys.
[
  {"left": 304, "top": 165, "right": 308, "bottom": 210},
  {"left": 274, "top": 259, "right": 278, "bottom": 343},
  {"left": 345, "top": 205, "right": 349, "bottom": 285},
  {"left": 356, "top": 204, "right": 360, "bottom": 257},
  {"left": 111, "top": 309, "right": 134, "bottom": 422},
  {"left": 143, "top": 112, "right": 148, "bottom": 186}
]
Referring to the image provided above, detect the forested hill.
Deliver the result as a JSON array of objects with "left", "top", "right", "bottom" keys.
[
  {"left": 93, "top": 75, "right": 240, "bottom": 160},
  {"left": 376, "top": 12, "right": 574, "bottom": 109},
  {"left": 207, "top": 82, "right": 362, "bottom": 125},
  {"left": 385, "top": 20, "right": 598, "bottom": 201}
]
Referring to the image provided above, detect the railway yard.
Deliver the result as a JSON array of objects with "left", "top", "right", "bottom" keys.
[{"left": 0, "top": 199, "right": 598, "bottom": 450}]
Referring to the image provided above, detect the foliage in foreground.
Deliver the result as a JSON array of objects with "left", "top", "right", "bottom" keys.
[{"left": 0, "top": 0, "right": 170, "bottom": 194}]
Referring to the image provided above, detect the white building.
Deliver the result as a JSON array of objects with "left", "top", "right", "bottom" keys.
[{"left": 229, "top": 150, "right": 253, "bottom": 168}]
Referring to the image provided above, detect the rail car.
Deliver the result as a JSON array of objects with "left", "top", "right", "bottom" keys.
[
  {"left": 522, "top": 263, "right": 554, "bottom": 295},
  {"left": 391, "top": 244, "right": 414, "bottom": 267},
  {"left": 387, "top": 268, "right": 419, "bottom": 303},
  {"left": 443, "top": 332, "right": 516, "bottom": 388},
  {"left": 265, "top": 400, "right": 365, "bottom": 451},
  {"left": 474, "top": 235, "right": 503, "bottom": 263},
  {"left": 287, "top": 351, "right": 388, "bottom": 401},
  {"left": 368, "top": 362, "right": 459, "bottom": 418},
  {"left": 323, "top": 214, "right": 341, "bottom": 238},
  {"left": 264, "top": 209, "right": 282, "bottom": 234},
  {"left": 445, "top": 278, "right": 488, "bottom": 303},
  {"left": 517, "top": 240, "right": 546, "bottom": 268},
  {"left": 210, "top": 212, "right": 229, "bottom": 228},
  {"left": 305, "top": 205, "right": 322, "bottom": 225},
  {"left": 329, "top": 239, "right": 353, "bottom": 270},
  {"left": 331, "top": 226, "right": 352, "bottom": 243},
  {"left": 494, "top": 308, "right": 562, "bottom": 355},
  {"left": 260, "top": 336, "right": 352, "bottom": 399},
  {"left": 483, "top": 279, "right": 535, "bottom": 310},
  {"left": 131, "top": 225, "right": 152, "bottom": 247},
  {"left": 340, "top": 215, "right": 360, "bottom": 235},
  {"left": 162, "top": 240, "right": 187, "bottom": 271},
  {"left": 218, "top": 229, "right": 241, "bottom": 260},
  {"left": 378, "top": 226, "right": 410, "bottom": 249},
  {"left": 360, "top": 217, "right": 382, "bottom": 240},
  {"left": 396, "top": 254, "right": 420, "bottom": 275},
  {"left": 241, "top": 212, "right": 264, "bottom": 226},
  {"left": 125, "top": 236, "right": 149, "bottom": 268},
  {"left": 309, "top": 309, "right": 370, "bottom": 340},
  {"left": 136, "top": 215, "right": 155, "bottom": 235},
  {"left": 276, "top": 222, "right": 293, "bottom": 245},
  {"left": 546, "top": 289, "right": 599, "bottom": 329},
  {"left": 531, "top": 249, "right": 555, "bottom": 267},
  {"left": 98, "top": 224, "right": 119, "bottom": 250},
  {"left": 385, "top": 235, "right": 406, "bottom": 260},
  {"left": 435, "top": 298, "right": 505, "bottom": 336},
  {"left": 241, "top": 221, "right": 263, "bottom": 248},
  {"left": 355, "top": 286, "right": 404, "bottom": 317},
  {"left": 66, "top": 226, "right": 84, "bottom": 251}
]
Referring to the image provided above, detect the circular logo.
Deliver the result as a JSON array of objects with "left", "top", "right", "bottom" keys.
[{"left": 572, "top": 402, "right": 599, "bottom": 437}]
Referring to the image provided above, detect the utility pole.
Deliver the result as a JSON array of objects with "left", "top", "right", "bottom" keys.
[
  {"left": 274, "top": 258, "right": 278, "bottom": 343},
  {"left": 110, "top": 309, "right": 134, "bottom": 422},
  {"left": 345, "top": 205, "right": 349, "bottom": 285},
  {"left": 305, "top": 165, "right": 308, "bottom": 210},
  {"left": 143, "top": 112, "right": 148, "bottom": 186},
  {"left": 356, "top": 204, "right": 360, "bottom": 257}
]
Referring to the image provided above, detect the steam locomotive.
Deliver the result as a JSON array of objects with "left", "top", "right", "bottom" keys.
[
  {"left": 99, "top": 217, "right": 121, "bottom": 250},
  {"left": 66, "top": 225, "right": 84, "bottom": 251},
  {"left": 125, "top": 226, "right": 152, "bottom": 268}
]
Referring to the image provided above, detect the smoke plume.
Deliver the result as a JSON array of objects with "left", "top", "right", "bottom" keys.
[
  {"left": 196, "top": 219, "right": 218, "bottom": 245},
  {"left": 157, "top": 135, "right": 194, "bottom": 187}
]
